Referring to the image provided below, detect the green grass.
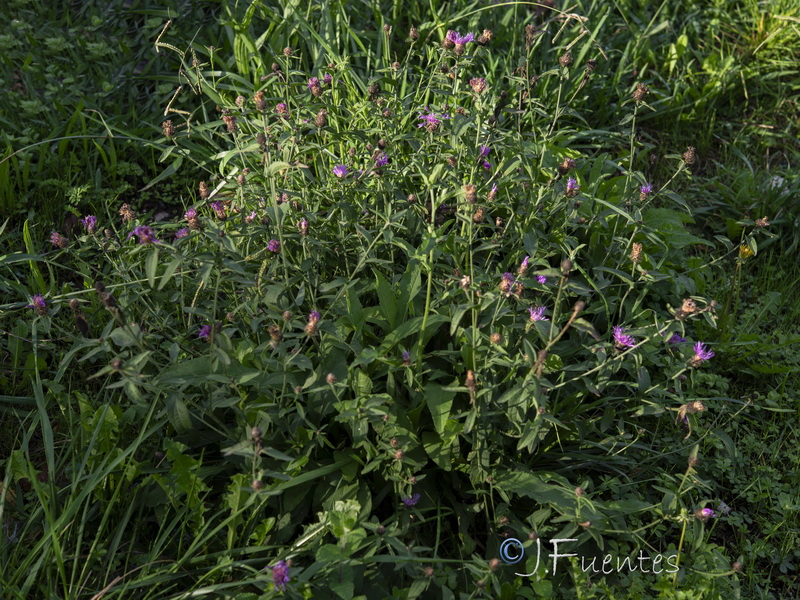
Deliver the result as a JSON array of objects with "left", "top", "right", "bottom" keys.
[{"left": 1, "top": 0, "right": 799, "bottom": 598}]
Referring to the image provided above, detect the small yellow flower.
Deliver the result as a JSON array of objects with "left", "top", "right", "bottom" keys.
[{"left": 739, "top": 244, "right": 754, "bottom": 259}]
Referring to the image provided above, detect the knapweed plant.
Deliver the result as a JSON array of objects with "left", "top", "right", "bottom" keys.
[{"left": 0, "top": 4, "right": 770, "bottom": 599}]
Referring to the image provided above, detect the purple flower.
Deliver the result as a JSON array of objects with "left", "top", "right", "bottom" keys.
[
  {"left": 482, "top": 161, "right": 491, "bottom": 171},
  {"left": 184, "top": 208, "right": 198, "bottom": 221},
  {"left": 566, "top": 177, "right": 580, "bottom": 195},
  {"left": 417, "top": 109, "right": 450, "bottom": 129},
  {"left": 375, "top": 153, "right": 389, "bottom": 167},
  {"left": 127, "top": 225, "right": 157, "bottom": 244},
  {"left": 640, "top": 183, "right": 653, "bottom": 196},
  {"left": 402, "top": 351, "right": 411, "bottom": 365},
  {"left": 271, "top": 560, "right": 290, "bottom": 591},
  {"left": 307, "top": 76, "right": 320, "bottom": 90},
  {"left": 27, "top": 294, "right": 48, "bottom": 316},
  {"left": 693, "top": 342, "right": 715, "bottom": 361},
  {"left": 210, "top": 201, "right": 226, "bottom": 220},
  {"left": 81, "top": 215, "right": 97, "bottom": 234},
  {"left": 175, "top": 228, "right": 190, "bottom": 239},
  {"left": 308, "top": 310, "right": 321, "bottom": 323},
  {"left": 612, "top": 326, "right": 636, "bottom": 348},
  {"left": 267, "top": 239, "right": 280, "bottom": 253},
  {"left": 668, "top": 333, "right": 686, "bottom": 344},
  {"left": 698, "top": 507, "right": 718, "bottom": 519},
  {"left": 198, "top": 324, "right": 212, "bottom": 340},
  {"left": 402, "top": 493, "right": 421, "bottom": 507},
  {"left": 537, "top": 275, "right": 547, "bottom": 284},
  {"left": 528, "top": 306, "right": 548, "bottom": 322},
  {"left": 50, "top": 231, "right": 69, "bottom": 249},
  {"left": 275, "top": 102, "right": 289, "bottom": 115},
  {"left": 333, "top": 164, "right": 348, "bottom": 178},
  {"left": 447, "top": 30, "right": 474, "bottom": 45},
  {"left": 245, "top": 211, "right": 257, "bottom": 224},
  {"left": 323, "top": 73, "right": 332, "bottom": 85},
  {"left": 479, "top": 145, "right": 491, "bottom": 158}
]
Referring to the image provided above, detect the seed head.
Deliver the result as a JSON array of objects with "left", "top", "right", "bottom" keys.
[
  {"left": 463, "top": 184, "right": 477, "bottom": 204},
  {"left": 469, "top": 77, "right": 486, "bottom": 94},
  {"left": 118, "top": 203, "right": 136, "bottom": 223},
  {"left": 162, "top": 120, "right": 175, "bottom": 139},
  {"left": 633, "top": 83, "right": 649, "bottom": 103},
  {"left": 559, "top": 51, "right": 573, "bottom": 68},
  {"left": 199, "top": 181, "right": 210, "bottom": 200},
  {"left": 222, "top": 114, "right": 237, "bottom": 133},
  {"left": 682, "top": 146, "right": 696, "bottom": 165},
  {"left": 630, "top": 242, "right": 643, "bottom": 263},
  {"left": 472, "top": 207, "right": 484, "bottom": 223},
  {"left": 476, "top": 29, "right": 493, "bottom": 46},
  {"left": 490, "top": 332, "right": 502, "bottom": 344},
  {"left": 409, "top": 26, "right": 419, "bottom": 41},
  {"left": 283, "top": 47, "right": 293, "bottom": 56}
]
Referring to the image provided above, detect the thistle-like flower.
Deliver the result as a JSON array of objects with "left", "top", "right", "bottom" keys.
[
  {"left": 470, "top": 77, "right": 487, "bottom": 94},
  {"left": 271, "top": 560, "right": 290, "bottom": 591},
  {"left": 668, "top": 333, "right": 686, "bottom": 344},
  {"left": 528, "top": 306, "right": 548, "bottom": 322},
  {"left": 640, "top": 183, "right": 653, "bottom": 199},
  {"left": 27, "top": 294, "right": 48, "bottom": 316},
  {"left": 499, "top": 272, "right": 515, "bottom": 295},
  {"left": 612, "top": 326, "right": 636, "bottom": 350},
  {"left": 695, "top": 507, "right": 718, "bottom": 522},
  {"left": 298, "top": 218, "right": 308, "bottom": 236},
  {"left": 488, "top": 183, "right": 498, "bottom": 201},
  {"left": 81, "top": 215, "right": 97, "bottom": 234},
  {"left": 630, "top": 242, "right": 643, "bottom": 263},
  {"left": 690, "top": 342, "right": 715, "bottom": 367},
  {"left": 276, "top": 102, "right": 289, "bottom": 117},
  {"left": 517, "top": 255, "right": 530, "bottom": 277},
  {"left": 417, "top": 109, "right": 450, "bottom": 132},
  {"left": 333, "top": 165, "right": 349, "bottom": 178},
  {"left": 536, "top": 275, "right": 547, "bottom": 285},
  {"left": 566, "top": 177, "right": 580, "bottom": 197},
  {"left": 50, "top": 231, "right": 69, "bottom": 249},
  {"left": 210, "top": 201, "right": 226, "bottom": 220},
  {"left": 402, "top": 493, "right": 421, "bottom": 507},
  {"left": 375, "top": 153, "right": 389, "bottom": 167},
  {"left": 127, "top": 225, "right": 157, "bottom": 244},
  {"left": 175, "top": 227, "right": 190, "bottom": 239},
  {"left": 267, "top": 239, "right": 280, "bottom": 253},
  {"left": 185, "top": 208, "right": 202, "bottom": 230},
  {"left": 198, "top": 324, "right": 213, "bottom": 340}
]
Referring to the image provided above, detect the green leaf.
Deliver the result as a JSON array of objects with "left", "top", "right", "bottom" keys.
[
  {"left": 373, "top": 270, "right": 397, "bottom": 328},
  {"left": 426, "top": 383, "right": 455, "bottom": 435},
  {"left": 165, "top": 392, "right": 193, "bottom": 433},
  {"left": 145, "top": 248, "right": 159, "bottom": 289},
  {"left": 141, "top": 155, "right": 183, "bottom": 192}
]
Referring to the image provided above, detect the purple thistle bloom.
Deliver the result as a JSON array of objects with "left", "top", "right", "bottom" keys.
[
  {"left": 175, "top": 228, "right": 190, "bottom": 239},
  {"left": 566, "top": 177, "right": 580, "bottom": 194},
  {"left": 127, "top": 225, "right": 157, "bottom": 244},
  {"left": 536, "top": 275, "right": 547, "bottom": 284},
  {"left": 50, "top": 231, "right": 68, "bottom": 249},
  {"left": 528, "top": 306, "right": 548, "bottom": 322},
  {"left": 184, "top": 208, "right": 197, "bottom": 221},
  {"left": 81, "top": 215, "right": 97, "bottom": 234},
  {"left": 210, "top": 201, "right": 226, "bottom": 219},
  {"left": 308, "top": 310, "right": 321, "bottom": 323},
  {"left": 375, "top": 153, "right": 389, "bottom": 167},
  {"left": 333, "top": 164, "right": 348, "bottom": 178},
  {"left": 323, "top": 73, "right": 332, "bottom": 85},
  {"left": 693, "top": 342, "right": 715, "bottom": 361},
  {"left": 482, "top": 161, "right": 491, "bottom": 171},
  {"left": 27, "top": 294, "right": 48, "bottom": 316},
  {"left": 640, "top": 183, "right": 653, "bottom": 196},
  {"left": 479, "top": 145, "right": 491, "bottom": 158},
  {"left": 612, "top": 326, "right": 636, "bottom": 348},
  {"left": 307, "top": 76, "right": 320, "bottom": 90},
  {"left": 271, "top": 560, "right": 290, "bottom": 591},
  {"left": 668, "top": 333, "right": 686, "bottom": 344},
  {"left": 276, "top": 102, "right": 288, "bottom": 113},
  {"left": 402, "top": 351, "right": 411, "bottom": 365},
  {"left": 198, "top": 324, "right": 212, "bottom": 340},
  {"left": 268, "top": 239, "right": 280, "bottom": 253},
  {"left": 402, "top": 493, "right": 421, "bottom": 507},
  {"left": 447, "top": 30, "right": 474, "bottom": 45},
  {"left": 699, "top": 507, "right": 718, "bottom": 519},
  {"left": 417, "top": 109, "right": 450, "bottom": 129}
]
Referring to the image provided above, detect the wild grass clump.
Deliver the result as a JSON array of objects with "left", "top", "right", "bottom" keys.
[{"left": 0, "top": 2, "right": 790, "bottom": 598}]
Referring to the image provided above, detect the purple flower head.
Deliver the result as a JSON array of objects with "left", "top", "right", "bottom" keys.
[
  {"left": 333, "top": 164, "right": 349, "bottom": 178},
  {"left": 482, "top": 161, "right": 492, "bottom": 171},
  {"left": 699, "top": 507, "right": 718, "bottom": 519},
  {"left": 537, "top": 275, "right": 547, "bottom": 284},
  {"left": 271, "top": 560, "right": 290, "bottom": 591},
  {"left": 447, "top": 30, "right": 474, "bottom": 45},
  {"left": 185, "top": 208, "right": 197, "bottom": 221},
  {"left": 375, "top": 153, "right": 389, "bottom": 167},
  {"left": 640, "top": 183, "right": 653, "bottom": 196},
  {"left": 402, "top": 351, "right": 411, "bottom": 365},
  {"left": 50, "top": 231, "right": 69, "bottom": 249},
  {"left": 668, "top": 333, "right": 686, "bottom": 344},
  {"left": 566, "top": 177, "right": 580, "bottom": 194},
  {"left": 417, "top": 109, "right": 450, "bottom": 129},
  {"left": 323, "top": 73, "right": 332, "bottom": 85},
  {"left": 612, "top": 326, "right": 636, "bottom": 348},
  {"left": 267, "top": 239, "right": 280, "bottom": 253},
  {"left": 276, "top": 102, "right": 288, "bottom": 114},
  {"left": 491, "top": 182, "right": 498, "bottom": 194},
  {"left": 127, "top": 225, "right": 157, "bottom": 244},
  {"left": 198, "top": 324, "right": 212, "bottom": 340},
  {"left": 175, "top": 228, "right": 190, "bottom": 239},
  {"left": 479, "top": 145, "right": 491, "bottom": 158},
  {"left": 245, "top": 211, "right": 257, "bottom": 224},
  {"left": 528, "top": 306, "right": 548, "bottom": 322},
  {"left": 502, "top": 272, "right": 515, "bottom": 284},
  {"left": 27, "top": 294, "right": 48, "bottom": 316},
  {"left": 693, "top": 342, "right": 715, "bottom": 361},
  {"left": 81, "top": 215, "right": 97, "bottom": 234},
  {"left": 307, "top": 76, "right": 320, "bottom": 90},
  {"left": 308, "top": 310, "right": 321, "bottom": 323},
  {"left": 210, "top": 201, "right": 226, "bottom": 220},
  {"left": 402, "top": 493, "right": 422, "bottom": 507}
]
